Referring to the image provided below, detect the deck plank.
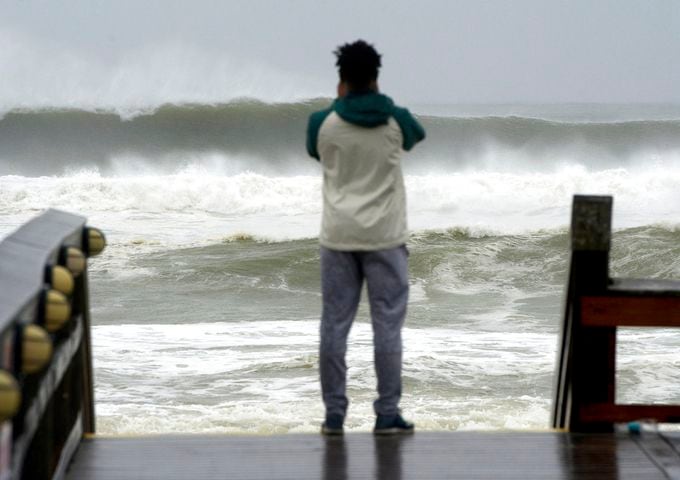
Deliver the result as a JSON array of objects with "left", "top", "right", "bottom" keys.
[{"left": 64, "top": 432, "right": 672, "bottom": 479}]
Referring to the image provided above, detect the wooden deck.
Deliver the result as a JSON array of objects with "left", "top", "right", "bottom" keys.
[{"left": 65, "top": 431, "right": 680, "bottom": 479}]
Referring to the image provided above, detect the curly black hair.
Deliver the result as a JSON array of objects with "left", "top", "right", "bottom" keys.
[{"left": 334, "top": 40, "right": 382, "bottom": 90}]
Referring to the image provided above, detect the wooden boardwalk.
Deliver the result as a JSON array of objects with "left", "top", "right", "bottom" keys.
[{"left": 65, "top": 431, "right": 680, "bottom": 479}]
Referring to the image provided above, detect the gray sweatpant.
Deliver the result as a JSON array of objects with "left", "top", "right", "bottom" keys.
[{"left": 319, "top": 245, "right": 409, "bottom": 418}]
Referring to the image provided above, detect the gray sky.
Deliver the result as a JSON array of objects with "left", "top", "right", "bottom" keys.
[{"left": 1, "top": 0, "right": 679, "bottom": 105}]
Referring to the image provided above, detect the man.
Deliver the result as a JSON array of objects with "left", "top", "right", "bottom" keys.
[{"left": 306, "top": 40, "right": 425, "bottom": 435}]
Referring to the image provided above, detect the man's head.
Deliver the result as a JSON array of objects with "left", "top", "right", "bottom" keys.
[{"left": 334, "top": 40, "right": 382, "bottom": 94}]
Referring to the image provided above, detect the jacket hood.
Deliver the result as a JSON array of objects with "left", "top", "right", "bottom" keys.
[{"left": 333, "top": 92, "right": 394, "bottom": 127}]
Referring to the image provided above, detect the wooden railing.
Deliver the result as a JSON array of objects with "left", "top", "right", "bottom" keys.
[
  {"left": 552, "top": 195, "right": 680, "bottom": 432},
  {"left": 0, "top": 209, "right": 105, "bottom": 480}
]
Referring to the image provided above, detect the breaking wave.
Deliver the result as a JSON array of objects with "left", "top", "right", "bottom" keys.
[{"left": 2, "top": 101, "right": 680, "bottom": 176}]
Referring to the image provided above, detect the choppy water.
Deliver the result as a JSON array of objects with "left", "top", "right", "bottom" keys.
[{"left": 2, "top": 101, "right": 680, "bottom": 434}]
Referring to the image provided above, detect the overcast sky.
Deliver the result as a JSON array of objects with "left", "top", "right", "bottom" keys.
[{"left": 1, "top": 0, "right": 679, "bottom": 105}]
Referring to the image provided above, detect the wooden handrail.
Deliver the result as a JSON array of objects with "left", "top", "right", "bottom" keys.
[
  {"left": 580, "top": 404, "right": 680, "bottom": 424},
  {"left": 552, "top": 195, "right": 680, "bottom": 432},
  {"left": 582, "top": 296, "right": 680, "bottom": 327},
  {"left": 0, "top": 209, "right": 104, "bottom": 479}
]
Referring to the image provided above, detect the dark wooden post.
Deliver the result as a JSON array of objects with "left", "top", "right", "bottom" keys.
[
  {"left": 71, "top": 272, "right": 96, "bottom": 434},
  {"left": 553, "top": 195, "right": 614, "bottom": 431}
]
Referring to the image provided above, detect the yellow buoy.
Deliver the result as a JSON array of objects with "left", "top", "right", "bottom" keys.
[
  {"left": 62, "top": 247, "right": 86, "bottom": 277},
  {"left": 44, "top": 289, "right": 71, "bottom": 332},
  {"left": 85, "top": 227, "right": 106, "bottom": 256},
  {"left": 22, "top": 325, "right": 53, "bottom": 374},
  {"left": 0, "top": 370, "right": 21, "bottom": 422},
  {"left": 49, "top": 265, "right": 74, "bottom": 296}
]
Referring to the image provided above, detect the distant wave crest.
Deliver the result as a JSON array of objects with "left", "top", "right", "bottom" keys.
[{"left": 2, "top": 101, "right": 680, "bottom": 176}]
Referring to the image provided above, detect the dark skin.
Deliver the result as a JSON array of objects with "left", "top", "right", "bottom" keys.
[{"left": 337, "top": 79, "right": 379, "bottom": 98}]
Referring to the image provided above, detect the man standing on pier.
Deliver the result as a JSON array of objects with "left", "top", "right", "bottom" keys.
[{"left": 306, "top": 40, "right": 425, "bottom": 435}]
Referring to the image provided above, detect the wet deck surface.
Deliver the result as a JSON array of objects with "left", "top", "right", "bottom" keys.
[{"left": 65, "top": 431, "right": 680, "bottom": 479}]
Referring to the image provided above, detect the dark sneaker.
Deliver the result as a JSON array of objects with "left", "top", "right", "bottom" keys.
[
  {"left": 321, "top": 414, "right": 344, "bottom": 436},
  {"left": 373, "top": 414, "right": 414, "bottom": 435}
]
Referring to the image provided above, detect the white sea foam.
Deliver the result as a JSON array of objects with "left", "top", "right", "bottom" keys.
[
  {"left": 91, "top": 321, "right": 556, "bottom": 434},
  {"left": 91, "top": 320, "right": 680, "bottom": 434},
  {"left": 2, "top": 165, "right": 680, "bottom": 249}
]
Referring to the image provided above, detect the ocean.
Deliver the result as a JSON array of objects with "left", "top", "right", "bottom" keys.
[{"left": 2, "top": 100, "right": 680, "bottom": 434}]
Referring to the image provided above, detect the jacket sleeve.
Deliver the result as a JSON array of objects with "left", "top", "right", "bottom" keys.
[
  {"left": 306, "top": 109, "right": 332, "bottom": 160},
  {"left": 392, "top": 107, "right": 426, "bottom": 151}
]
